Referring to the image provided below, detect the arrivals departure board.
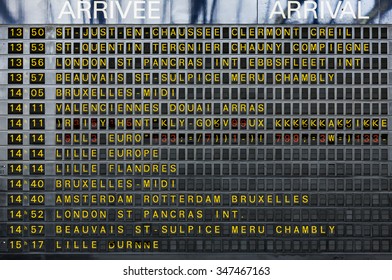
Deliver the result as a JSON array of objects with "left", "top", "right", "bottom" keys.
[{"left": 0, "top": 0, "right": 391, "bottom": 259}]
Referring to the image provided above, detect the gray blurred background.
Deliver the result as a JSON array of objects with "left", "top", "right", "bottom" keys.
[{"left": 0, "top": 0, "right": 389, "bottom": 24}]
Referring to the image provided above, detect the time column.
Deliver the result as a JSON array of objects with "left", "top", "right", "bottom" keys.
[
  {"left": 1, "top": 27, "right": 47, "bottom": 254},
  {"left": 26, "top": 27, "right": 47, "bottom": 253},
  {"left": 2, "top": 27, "right": 26, "bottom": 253}
]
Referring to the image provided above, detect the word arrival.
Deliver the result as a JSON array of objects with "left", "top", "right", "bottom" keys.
[{"left": 270, "top": 0, "right": 369, "bottom": 20}]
